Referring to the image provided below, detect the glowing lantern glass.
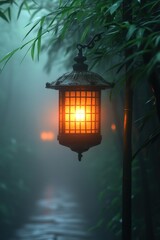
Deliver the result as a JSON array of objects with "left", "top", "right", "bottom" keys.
[
  {"left": 46, "top": 47, "right": 112, "bottom": 160},
  {"left": 59, "top": 90, "right": 100, "bottom": 134}
]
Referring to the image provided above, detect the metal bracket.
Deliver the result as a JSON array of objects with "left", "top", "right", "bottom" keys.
[
  {"left": 73, "top": 32, "right": 104, "bottom": 71},
  {"left": 77, "top": 32, "right": 104, "bottom": 52}
]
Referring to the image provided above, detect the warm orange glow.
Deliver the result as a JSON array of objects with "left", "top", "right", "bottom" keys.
[
  {"left": 40, "top": 131, "right": 54, "bottom": 141},
  {"left": 111, "top": 123, "right": 116, "bottom": 131},
  {"left": 124, "top": 112, "right": 127, "bottom": 130},
  {"left": 59, "top": 90, "right": 100, "bottom": 134},
  {"left": 75, "top": 108, "right": 85, "bottom": 121}
]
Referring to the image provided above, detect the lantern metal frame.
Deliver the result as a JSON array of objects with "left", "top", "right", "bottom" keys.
[{"left": 46, "top": 33, "right": 113, "bottom": 160}]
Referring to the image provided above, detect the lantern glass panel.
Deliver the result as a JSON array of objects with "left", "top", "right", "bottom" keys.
[{"left": 59, "top": 90, "right": 101, "bottom": 134}]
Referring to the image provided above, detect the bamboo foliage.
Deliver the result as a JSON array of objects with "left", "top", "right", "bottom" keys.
[
  {"left": 0, "top": 0, "right": 160, "bottom": 238},
  {"left": 0, "top": 1, "right": 159, "bottom": 79}
]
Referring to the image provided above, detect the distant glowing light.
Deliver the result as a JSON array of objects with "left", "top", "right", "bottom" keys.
[
  {"left": 75, "top": 108, "right": 85, "bottom": 121},
  {"left": 40, "top": 131, "right": 55, "bottom": 141},
  {"left": 111, "top": 123, "right": 116, "bottom": 131}
]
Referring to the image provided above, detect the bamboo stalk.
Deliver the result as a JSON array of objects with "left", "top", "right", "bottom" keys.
[
  {"left": 122, "top": 0, "right": 133, "bottom": 239},
  {"left": 122, "top": 77, "right": 133, "bottom": 240}
]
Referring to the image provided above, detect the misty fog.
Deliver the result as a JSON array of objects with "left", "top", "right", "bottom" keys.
[{"left": 0, "top": 6, "right": 121, "bottom": 240}]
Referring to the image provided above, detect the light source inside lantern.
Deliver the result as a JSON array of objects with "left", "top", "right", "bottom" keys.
[
  {"left": 75, "top": 108, "right": 85, "bottom": 121},
  {"left": 59, "top": 90, "right": 100, "bottom": 134}
]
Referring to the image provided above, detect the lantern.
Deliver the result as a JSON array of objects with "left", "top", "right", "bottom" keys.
[{"left": 46, "top": 37, "right": 113, "bottom": 160}]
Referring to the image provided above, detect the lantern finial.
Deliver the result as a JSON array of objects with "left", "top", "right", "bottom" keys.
[
  {"left": 73, "top": 48, "right": 88, "bottom": 72},
  {"left": 78, "top": 152, "right": 83, "bottom": 161}
]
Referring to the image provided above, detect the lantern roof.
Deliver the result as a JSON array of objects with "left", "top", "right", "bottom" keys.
[
  {"left": 46, "top": 33, "right": 114, "bottom": 91},
  {"left": 46, "top": 70, "right": 113, "bottom": 90},
  {"left": 46, "top": 49, "right": 114, "bottom": 90}
]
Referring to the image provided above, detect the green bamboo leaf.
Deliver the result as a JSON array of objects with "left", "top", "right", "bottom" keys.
[
  {"left": 20, "top": 28, "right": 50, "bottom": 53},
  {"left": 154, "top": 35, "right": 160, "bottom": 47},
  {"left": 23, "top": 19, "right": 41, "bottom": 40},
  {"left": 20, "top": 38, "right": 35, "bottom": 49},
  {"left": 31, "top": 41, "right": 36, "bottom": 60},
  {"left": 0, "top": 48, "right": 19, "bottom": 63},
  {"left": 24, "top": 0, "right": 30, "bottom": 14},
  {"left": 108, "top": 0, "right": 122, "bottom": 15},
  {"left": 126, "top": 24, "right": 137, "bottom": 40},
  {"left": 156, "top": 52, "right": 160, "bottom": 62},
  {"left": 37, "top": 16, "right": 45, "bottom": 60},
  {"left": 141, "top": 0, "right": 160, "bottom": 11},
  {"left": 31, "top": 0, "right": 38, "bottom": 4},
  {"left": 7, "top": 7, "right": 11, "bottom": 21},
  {"left": 121, "top": 49, "right": 150, "bottom": 68},
  {"left": 17, "top": 1, "right": 25, "bottom": 19},
  {"left": 80, "top": 25, "right": 90, "bottom": 42},
  {"left": 48, "top": 13, "right": 60, "bottom": 28},
  {"left": 30, "top": 8, "right": 41, "bottom": 20},
  {"left": 0, "top": 1, "right": 11, "bottom": 5},
  {"left": 0, "top": 48, "right": 19, "bottom": 70},
  {"left": 142, "top": 20, "right": 160, "bottom": 27},
  {"left": 59, "top": 0, "right": 63, "bottom": 7},
  {"left": 136, "top": 28, "right": 145, "bottom": 48},
  {"left": 13, "top": 0, "right": 18, "bottom": 6},
  {"left": 136, "top": 28, "right": 145, "bottom": 39},
  {"left": 20, "top": 45, "right": 32, "bottom": 63},
  {"left": 0, "top": 10, "right": 9, "bottom": 22},
  {"left": 37, "top": 32, "right": 41, "bottom": 60}
]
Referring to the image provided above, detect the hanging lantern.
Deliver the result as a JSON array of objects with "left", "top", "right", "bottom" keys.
[{"left": 46, "top": 34, "right": 113, "bottom": 160}]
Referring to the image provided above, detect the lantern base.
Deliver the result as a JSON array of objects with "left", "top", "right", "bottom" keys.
[{"left": 58, "top": 133, "right": 102, "bottom": 157}]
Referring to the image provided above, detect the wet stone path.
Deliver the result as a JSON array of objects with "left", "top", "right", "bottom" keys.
[{"left": 11, "top": 186, "right": 93, "bottom": 240}]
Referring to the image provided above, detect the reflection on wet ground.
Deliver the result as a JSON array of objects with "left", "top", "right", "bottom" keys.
[{"left": 11, "top": 186, "right": 93, "bottom": 240}]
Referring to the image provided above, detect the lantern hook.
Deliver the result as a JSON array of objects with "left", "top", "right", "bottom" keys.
[
  {"left": 78, "top": 152, "right": 83, "bottom": 161},
  {"left": 73, "top": 32, "right": 104, "bottom": 71},
  {"left": 76, "top": 32, "right": 104, "bottom": 54}
]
